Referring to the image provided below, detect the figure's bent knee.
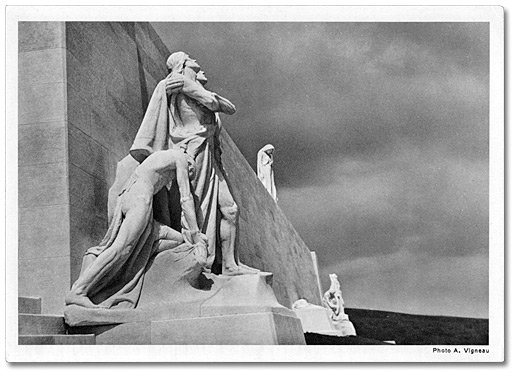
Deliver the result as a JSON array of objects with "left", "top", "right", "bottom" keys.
[{"left": 220, "top": 203, "right": 238, "bottom": 222}]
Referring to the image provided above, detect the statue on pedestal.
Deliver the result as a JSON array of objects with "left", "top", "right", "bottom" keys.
[
  {"left": 66, "top": 52, "right": 260, "bottom": 311},
  {"left": 62, "top": 52, "right": 306, "bottom": 345},
  {"left": 322, "top": 273, "right": 357, "bottom": 336}
]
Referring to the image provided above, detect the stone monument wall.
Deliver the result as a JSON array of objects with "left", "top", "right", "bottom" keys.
[
  {"left": 18, "top": 22, "right": 169, "bottom": 313},
  {"left": 19, "top": 22, "right": 70, "bottom": 315},
  {"left": 220, "top": 131, "right": 321, "bottom": 307},
  {"left": 18, "top": 22, "right": 320, "bottom": 314},
  {"left": 62, "top": 22, "right": 170, "bottom": 289}
]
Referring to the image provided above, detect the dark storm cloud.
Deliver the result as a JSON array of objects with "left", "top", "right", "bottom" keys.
[
  {"left": 153, "top": 23, "right": 488, "bottom": 184},
  {"left": 152, "top": 22, "right": 489, "bottom": 317}
]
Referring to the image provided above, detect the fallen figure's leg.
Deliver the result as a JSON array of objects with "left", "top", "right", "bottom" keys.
[{"left": 66, "top": 186, "right": 152, "bottom": 308}]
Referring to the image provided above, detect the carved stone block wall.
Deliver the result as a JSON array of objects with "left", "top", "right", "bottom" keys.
[
  {"left": 18, "top": 22, "right": 320, "bottom": 314},
  {"left": 18, "top": 22, "right": 169, "bottom": 314},
  {"left": 18, "top": 22, "right": 70, "bottom": 314},
  {"left": 63, "top": 22, "right": 170, "bottom": 286}
]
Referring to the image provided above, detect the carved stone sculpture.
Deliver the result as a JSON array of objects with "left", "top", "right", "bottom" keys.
[
  {"left": 65, "top": 149, "right": 207, "bottom": 309},
  {"left": 130, "top": 51, "right": 258, "bottom": 276},
  {"left": 66, "top": 52, "right": 262, "bottom": 311},
  {"left": 62, "top": 53, "right": 308, "bottom": 345},
  {"left": 322, "top": 273, "right": 357, "bottom": 336},
  {"left": 257, "top": 144, "right": 277, "bottom": 201},
  {"left": 323, "top": 273, "right": 348, "bottom": 321}
]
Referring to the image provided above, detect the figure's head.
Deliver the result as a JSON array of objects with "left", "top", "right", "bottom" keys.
[
  {"left": 166, "top": 52, "right": 201, "bottom": 80},
  {"left": 261, "top": 144, "right": 275, "bottom": 156},
  {"left": 166, "top": 52, "right": 189, "bottom": 73},
  {"left": 196, "top": 70, "right": 208, "bottom": 86}
]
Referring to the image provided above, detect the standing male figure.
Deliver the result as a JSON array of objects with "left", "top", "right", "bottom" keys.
[{"left": 131, "top": 52, "right": 258, "bottom": 276}]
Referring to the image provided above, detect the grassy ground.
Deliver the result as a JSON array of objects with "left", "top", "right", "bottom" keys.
[
  {"left": 305, "top": 333, "right": 388, "bottom": 345},
  {"left": 305, "top": 308, "right": 488, "bottom": 345}
]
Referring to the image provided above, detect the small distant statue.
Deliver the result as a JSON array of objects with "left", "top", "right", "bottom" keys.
[
  {"left": 257, "top": 144, "right": 277, "bottom": 201},
  {"left": 322, "top": 273, "right": 357, "bottom": 336},
  {"left": 323, "top": 273, "right": 349, "bottom": 322}
]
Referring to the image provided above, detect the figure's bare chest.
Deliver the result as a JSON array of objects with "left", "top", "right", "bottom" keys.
[{"left": 177, "top": 95, "right": 216, "bottom": 126}]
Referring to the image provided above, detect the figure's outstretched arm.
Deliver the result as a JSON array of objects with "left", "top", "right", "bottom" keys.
[
  {"left": 212, "top": 93, "right": 236, "bottom": 115},
  {"left": 168, "top": 73, "right": 236, "bottom": 114}
]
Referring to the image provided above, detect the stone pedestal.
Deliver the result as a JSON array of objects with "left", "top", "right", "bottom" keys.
[
  {"left": 331, "top": 316, "right": 357, "bottom": 337},
  {"left": 152, "top": 312, "right": 304, "bottom": 345},
  {"left": 291, "top": 299, "right": 356, "bottom": 337},
  {"left": 65, "top": 249, "right": 306, "bottom": 345},
  {"left": 71, "top": 311, "right": 304, "bottom": 345}
]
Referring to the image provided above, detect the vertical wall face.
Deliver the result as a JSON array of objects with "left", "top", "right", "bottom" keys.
[
  {"left": 19, "top": 22, "right": 320, "bottom": 314},
  {"left": 18, "top": 22, "right": 170, "bottom": 314},
  {"left": 220, "top": 131, "right": 322, "bottom": 307},
  {"left": 64, "top": 22, "right": 170, "bottom": 284},
  {"left": 18, "top": 22, "right": 70, "bottom": 314}
]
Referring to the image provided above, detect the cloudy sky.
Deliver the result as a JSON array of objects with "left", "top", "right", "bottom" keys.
[{"left": 153, "top": 22, "right": 489, "bottom": 318}]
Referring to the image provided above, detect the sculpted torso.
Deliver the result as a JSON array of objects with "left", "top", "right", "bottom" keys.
[
  {"left": 177, "top": 93, "right": 217, "bottom": 131},
  {"left": 135, "top": 150, "right": 185, "bottom": 195}
]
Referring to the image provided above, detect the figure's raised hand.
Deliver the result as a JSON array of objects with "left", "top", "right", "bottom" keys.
[
  {"left": 193, "top": 231, "right": 208, "bottom": 247},
  {"left": 165, "top": 75, "right": 184, "bottom": 96}
]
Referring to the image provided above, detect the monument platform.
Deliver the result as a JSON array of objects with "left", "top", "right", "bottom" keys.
[
  {"left": 292, "top": 298, "right": 357, "bottom": 337},
  {"left": 65, "top": 249, "right": 306, "bottom": 344}
]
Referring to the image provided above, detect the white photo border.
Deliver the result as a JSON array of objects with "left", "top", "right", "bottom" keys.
[{"left": 4, "top": 5, "right": 504, "bottom": 363}]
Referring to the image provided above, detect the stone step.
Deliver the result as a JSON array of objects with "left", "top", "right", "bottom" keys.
[
  {"left": 19, "top": 334, "right": 96, "bottom": 345},
  {"left": 19, "top": 296, "right": 42, "bottom": 315},
  {"left": 19, "top": 314, "right": 66, "bottom": 336}
]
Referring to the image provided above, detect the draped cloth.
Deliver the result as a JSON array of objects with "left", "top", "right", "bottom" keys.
[
  {"left": 129, "top": 80, "right": 174, "bottom": 163},
  {"left": 82, "top": 169, "right": 199, "bottom": 309},
  {"left": 84, "top": 171, "right": 160, "bottom": 309},
  {"left": 129, "top": 77, "right": 224, "bottom": 268}
]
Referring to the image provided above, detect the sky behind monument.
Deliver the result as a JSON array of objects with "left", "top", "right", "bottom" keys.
[{"left": 153, "top": 22, "right": 489, "bottom": 318}]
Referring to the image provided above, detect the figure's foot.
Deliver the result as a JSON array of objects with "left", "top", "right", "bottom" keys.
[
  {"left": 222, "top": 265, "right": 259, "bottom": 276},
  {"left": 65, "top": 292, "right": 99, "bottom": 309}
]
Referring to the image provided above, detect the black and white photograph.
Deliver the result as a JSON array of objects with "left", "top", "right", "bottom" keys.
[{"left": 4, "top": 5, "right": 504, "bottom": 363}]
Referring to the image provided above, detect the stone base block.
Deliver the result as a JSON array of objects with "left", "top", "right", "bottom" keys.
[
  {"left": 71, "top": 311, "right": 305, "bottom": 345},
  {"left": 152, "top": 312, "right": 305, "bottom": 345},
  {"left": 19, "top": 314, "right": 66, "bottom": 335},
  {"left": 291, "top": 299, "right": 357, "bottom": 337},
  {"left": 66, "top": 272, "right": 306, "bottom": 345},
  {"left": 332, "top": 320, "right": 357, "bottom": 337},
  {"left": 19, "top": 296, "right": 42, "bottom": 315},
  {"left": 293, "top": 303, "right": 333, "bottom": 333},
  {"left": 19, "top": 334, "right": 96, "bottom": 345}
]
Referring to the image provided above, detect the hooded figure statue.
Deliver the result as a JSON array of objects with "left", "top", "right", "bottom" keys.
[{"left": 257, "top": 144, "right": 277, "bottom": 202}]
